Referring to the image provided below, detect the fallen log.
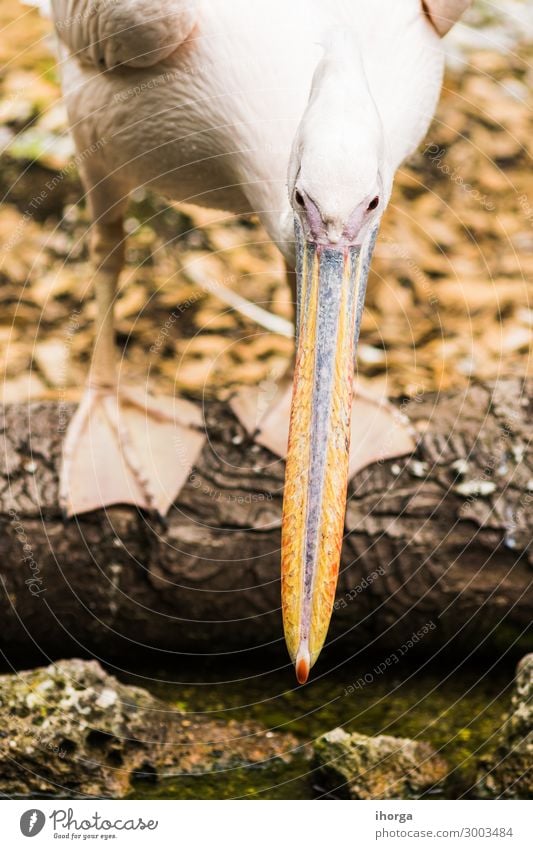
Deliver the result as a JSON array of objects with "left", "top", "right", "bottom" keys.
[{"left": 0, "top": 379, "right": 531, "bottom": 666}]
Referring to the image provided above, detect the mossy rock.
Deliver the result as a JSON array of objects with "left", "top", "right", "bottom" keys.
[
  {"left": 313, "top": 727, "right": 448, "bottom": 799},
  {"left": 475, "top": 654, "right": 533, "bottom": 799},
  {"left": 0, "top": 659, "right": 298, "bottom": 798}
]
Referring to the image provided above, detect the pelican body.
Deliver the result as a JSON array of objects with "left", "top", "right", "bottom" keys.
[{"left": 50, "top": 0, "right": 470, "bottom": 681}]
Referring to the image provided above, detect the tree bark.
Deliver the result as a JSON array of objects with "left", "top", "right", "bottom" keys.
[{"left": 0, "top": 379, "right": 531, "bottom": 666}]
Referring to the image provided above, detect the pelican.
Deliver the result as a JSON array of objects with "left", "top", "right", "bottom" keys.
[{"left": 48, "top": 0, "right": 470, "bottom": 681}]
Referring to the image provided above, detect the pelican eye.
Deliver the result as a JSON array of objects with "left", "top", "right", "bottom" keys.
[
  {"left": 367, "top": 196, "right": 380, "bottom": 212},
  {"left": 294, "top": 190, "right": 305, "bottom": 207}
]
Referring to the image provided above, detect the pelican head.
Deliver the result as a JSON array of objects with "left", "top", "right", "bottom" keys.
[{"left": 281, "top": 32, "right": 393, "bottom": 684}]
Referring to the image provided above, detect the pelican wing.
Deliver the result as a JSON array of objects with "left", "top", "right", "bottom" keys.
[
  {"left": 423, "top": 0, "right": 471, "bottom": 36},
  {"left": 51, "top": 0, "right": 197, "bottom": 69}
]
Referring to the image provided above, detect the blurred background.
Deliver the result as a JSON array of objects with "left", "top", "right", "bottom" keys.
[{"left": 0, "top": 0, "right": 531, "bottom": 409}]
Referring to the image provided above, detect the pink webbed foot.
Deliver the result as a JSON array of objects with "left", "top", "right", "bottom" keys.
[
  {"left": 59, "top": 385, "right": 205, "bottom": 518},
  {"left": 230, "top": 378, "right": 415, "bottom": 477}
]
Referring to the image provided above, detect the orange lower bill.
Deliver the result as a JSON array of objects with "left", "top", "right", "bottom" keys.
[{"left": 281, "top": 227, "right": 374, "bottom": 682}]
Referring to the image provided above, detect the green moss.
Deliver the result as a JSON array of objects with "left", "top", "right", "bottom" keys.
[
  {"left": 126, "top": 659, "right": 512, "bottom": 800},
  {"left": 133, "top": 759, "right": 313, "bottom": 801}
]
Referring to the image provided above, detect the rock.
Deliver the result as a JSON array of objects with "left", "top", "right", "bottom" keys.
[
  {"left": 0, "top": 659, "right": 298, "bottom": 798},
  {"left": 475, "top": 654, "right": 533, "bottom": 799},
  {"left": 314, "top": 727, "right": 448, "bottom": 799}
]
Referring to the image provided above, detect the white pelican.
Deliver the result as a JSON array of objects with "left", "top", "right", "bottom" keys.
[{"left": 49, "top": 0, "right": 470, "bottom": 681}]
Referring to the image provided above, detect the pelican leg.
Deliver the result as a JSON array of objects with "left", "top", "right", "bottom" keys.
[{"left": 59, "top": 219, "right": 205, "bottom": 518}]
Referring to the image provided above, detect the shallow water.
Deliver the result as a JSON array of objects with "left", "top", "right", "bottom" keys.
[{"left": 126, "top": 655, "right": 513, "bottom": 800}]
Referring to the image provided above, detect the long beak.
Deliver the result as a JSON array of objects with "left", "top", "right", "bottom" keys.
[{"left": 281, "top": 220, "right": 376, "bottom": 684}]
